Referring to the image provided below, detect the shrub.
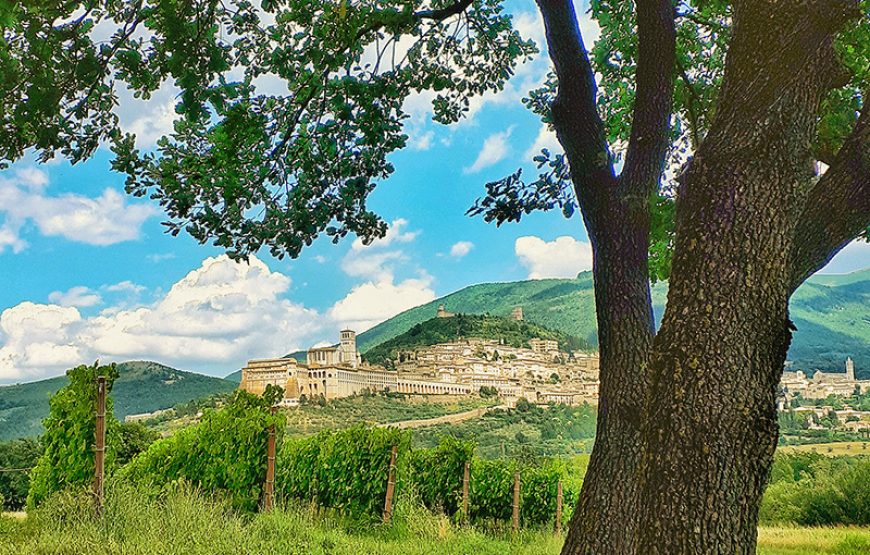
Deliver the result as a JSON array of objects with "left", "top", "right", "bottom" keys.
[
  {"left": 276, "top": 426, "right": 411, "bottom": 517},
  {"left": 409, "top": 436, "right": 474, "bottom": 516},
  {"left": 27, "top": 362, "right": 121, "bottom": 509},
  {"left": 122, "top": 386, "right": 283, "bottom": 511}
]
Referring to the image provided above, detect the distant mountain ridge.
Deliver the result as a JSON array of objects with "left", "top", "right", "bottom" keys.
[
  {"left": 353, "top": 269, "right": 870, "bottom": 378},
  {"left": 217, "top": 270, "right": 870, "bottom": 384},
  {"left": 0, "top": 361, "right": 236, "bottom": 440}
]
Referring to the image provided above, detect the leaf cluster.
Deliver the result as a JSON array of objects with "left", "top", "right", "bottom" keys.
[{"left": 27, "top": 362, "right": 121, "bottom": 509}]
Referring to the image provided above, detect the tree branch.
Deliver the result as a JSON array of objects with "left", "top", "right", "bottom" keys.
[
  {"left": 414, "top": 0, "right": 474, "bottom": 21},
  {"left": 790, "top": 99, "right": 870, "bottom": 290},
  {"left": 535, "top": 0, "right": 615, "bottom": 217},
  {"left": 619, "top": 0, "right": 676, "bottom": 198}
]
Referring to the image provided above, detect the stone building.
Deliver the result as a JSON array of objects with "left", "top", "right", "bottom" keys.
[
  {"left": 780, "top": 357, "right": 869, "bottom": 400},
  {"left": 529, "top": 338, "right": 559, "bottom": 354},
  {"left": 306, "top": 329, "right": 361, "bottom": 368}
]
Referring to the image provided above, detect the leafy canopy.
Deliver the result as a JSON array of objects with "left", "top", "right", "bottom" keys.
[
  {"left": 1, "top": 1, "right": 866, "bottom": 269},
  {"left": 0, "top": 0, "right": 533, "bottom": 259}
]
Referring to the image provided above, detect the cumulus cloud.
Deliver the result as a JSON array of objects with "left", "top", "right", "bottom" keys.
[
  {"left": 524, "top": 124, "right": 563, "bottom": 160},
  {"left": 330, "top": 218, "right": 436, "bottom": 330},
  {"left": 515, "top": 235, "right": 594, "bottom": 279},
  {"left": 450, "top": 241, "right": 474, "bottom": 259},
  {"left": 464, "top": 127, "right": 515, "bottom": 174},
  {"left": 0, "top": 168, "right": 157, "bottom": 252},
  {"left": 350, "top": 218, "right": 419, "bottom": 251},
  {"left": 0, "top": 256, "right": 323, "bottom": 382},
  {"left": 328, "top": 276, "right": 436, "bottom": 332},
  {"left": 48, "top": 286, "right": 103, "bottom": 308}
]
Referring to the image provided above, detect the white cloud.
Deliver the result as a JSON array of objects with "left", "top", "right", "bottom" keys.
[
  {"left": 343, "top": 219, "right": 420, "bottom": 281},
  {"left": 0, "top": 255, "right": 324, "bottom": 382},
  {"left": 819, "top": 240, "right": 870, "bottom": 275},
  {"left": 410, "top": 130, "right": 435, "bottom": 151},
  {"left": 328, "top": 276, "right": 436, "bottom": 332},
  {"left": 525, "top": 123, "right": 563, "bottom": 160},
  {"left": 103, "top": 281, "right": 147, "bottom": 295},
  {"left": 125, "top": 100, "right": 178, "bottom": 148},
  {"left": 48, "top": 286, "right": 102, "bottom": 308},
  {"left": 515, "top": 235, "right": 593, "bottom": 279},
  {"left": 351, "top": 218, "right": 419, "bottom": 251},
  {"left": 0, "top": 168, "right": 157, "bottom": 252},
  {"left": 450, "top": 241, "right": 474, "bottom": 259},
  {"left": 464, "top": 126, "right": 515, "bottom": 174},
  {"left": 146, "top": 253, "right": 176, "bottom": 263}
]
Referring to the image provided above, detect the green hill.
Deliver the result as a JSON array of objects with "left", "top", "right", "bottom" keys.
[
  {"left": 363, "top": 314, "right": 590, "bottom": 366},
  {"left": 228, "top": 268, "right": 869, "bottom": 383},
  {"left": 0, "top": 361, "right": 237, "bottom": 440},
  {"left": 354, "top": 269, "right": 869, "bottom": 378}
]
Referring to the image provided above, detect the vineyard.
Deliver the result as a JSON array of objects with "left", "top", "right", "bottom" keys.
[
  {"left": 3, "top": 364, "right": 870, "bottom": 555},
  {"left": 17, "top": 364, "right": 579, "bottom": 530}
]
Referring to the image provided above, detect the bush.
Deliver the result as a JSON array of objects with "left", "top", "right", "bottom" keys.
[
  {"left": 27, "top": 362, "right": 121, "bottom": 509},
  {"left": 276, "top": 426, "right": 411, "bottom": 517},
  {"left": 409, "top": 436, "right": 474, "bottom": 516},
  {"left": 122, "top": 387, "right": 283, "bottom": 511},
  {"left": 0, "top": 438, "right": 41, "bottom": 510},
  {"left": 761, "top": 455, "right": 870, "bottom": 526}
]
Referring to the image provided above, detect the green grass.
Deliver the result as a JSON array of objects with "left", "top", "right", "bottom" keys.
[
  {"left": 282, "top": 394, "right": 497, "bottom": 438},
  {"left": 1, "top": 484, "right": 868, "bottom": 555}
]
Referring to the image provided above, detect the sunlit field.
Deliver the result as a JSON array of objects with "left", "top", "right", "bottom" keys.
[{"left": 1, "top": 485, "right": 868, "bottom": 555}]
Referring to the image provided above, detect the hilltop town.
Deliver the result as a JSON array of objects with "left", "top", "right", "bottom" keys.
[
  {"left": 240, "top": 306, "right": 600, "bottom": 407},
  {"left": 240, "top": 306, "right": 868, "bottom": 416}
]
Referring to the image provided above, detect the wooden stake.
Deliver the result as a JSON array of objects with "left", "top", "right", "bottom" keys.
[
  {"left": 383, "top": 444, "right": 398, "bottom": 524},
  {"left": 512, "top": 471, "right": 520, "bottom": 533},
  {"left": 263, "top": 406, "right": 277, "bottom": 512},
  {"left": 94, "top": 376, "right": 106, "bottom": 516},
  {"left": 462, "top": 460, "right": 470, "bottom": 522},
  {"left": 555, "top": 480, "right": 563, "bottom": 535}
]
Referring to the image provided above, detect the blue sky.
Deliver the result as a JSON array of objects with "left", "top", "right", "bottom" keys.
[{"left": 1, "top": 1, "right": 867, "bottom": 383}]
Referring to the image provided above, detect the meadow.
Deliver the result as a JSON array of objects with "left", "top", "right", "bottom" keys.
[{"left": 1, "top": 483, "right": 867, "bottom": 555}]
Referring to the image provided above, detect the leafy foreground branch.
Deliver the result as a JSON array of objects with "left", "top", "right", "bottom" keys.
[{"left": 1, "top": 482, "right": 868, "bottom": 555}]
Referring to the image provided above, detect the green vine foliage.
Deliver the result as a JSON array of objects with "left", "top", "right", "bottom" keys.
[
  {"left": 276, "top": 425, "right": 411, "bottom": 517},
  {"left": 409, "top": 435, "right": 474, "bottom": 517},
  {"left": 27, "top": 362, "right": 120, "bottom": 509},
  {"left": 121, "top": 386, "right": 283, "bottom": 511}
]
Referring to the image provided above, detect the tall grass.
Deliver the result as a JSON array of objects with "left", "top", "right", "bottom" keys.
[
  {"left": 2, "top": 481, "right": 869, "bottom": 555},
  {"left": 0, "top": 481, "right": 563, "bottom": 555}
]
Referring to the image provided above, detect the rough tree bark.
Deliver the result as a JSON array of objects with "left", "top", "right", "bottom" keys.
[
  {"left": 536, "top": 1, "right": 675, "bottom": 553},
  {"left": 534, "top": 0, "right": 869, "bottom": 553},
  {"left": 635, "top": 2, "right": 865, "bottom": 553}
]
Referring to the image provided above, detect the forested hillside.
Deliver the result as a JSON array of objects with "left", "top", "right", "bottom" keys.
[
  {"left": 355, "top": 269, "right": 870, "bottom": 377},
  {"left": 0, "top": 361, "right": 236, "bottom": 440},
  {"left": 364, "top": 314, "right": 590, "bottom": 366}
]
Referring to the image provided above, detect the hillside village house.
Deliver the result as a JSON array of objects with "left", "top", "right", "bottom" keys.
[
  {"left": 780, "top": 357, "right": 869, "bottom": 400},
  {"left": 240, "top": 307, "right": 601, "bottom": 406}
]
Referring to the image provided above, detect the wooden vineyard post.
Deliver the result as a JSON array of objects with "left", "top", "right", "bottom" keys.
[
  {"left": 462, "top": 460, "right": 470, "bottom": 523},
  {"left": 94, "top": 376, "right": 106, "bottom": 516},
  {"left": 263, "top": 406, "right": 277, "bottom": 512},
  {"left": 383, "top": 445, "right": 398, "bottom": 524},
  {"left": 512, "top": 471, "right": 520, "bottom": 533},
  {"left": 555, "top": 480, "right": 563, "bottom": 535}
]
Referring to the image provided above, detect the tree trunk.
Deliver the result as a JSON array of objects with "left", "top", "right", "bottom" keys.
[
  {"left": 562, "top": 195, "right": 654, "bottom": 555},
  {"left": 633, "top": 3, "right": 858, "bottom": 551},
  {"left": 635, "top": 154, "right": 796, "bottom": 553}
]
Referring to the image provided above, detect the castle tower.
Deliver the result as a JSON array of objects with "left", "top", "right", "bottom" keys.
[
  {"left": 339, "top": 329, "right": 358, "bottom": 368},
  {"left": 846, "top": 357, "right": 855, "bottom": 381},
  {"left": 511, "top": 307, "right": 524, "bottom": 321}
]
